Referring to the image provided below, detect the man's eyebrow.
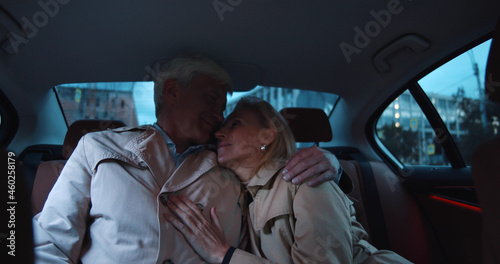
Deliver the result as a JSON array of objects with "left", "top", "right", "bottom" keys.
[
  {"left": 205, "top": 89, "right": 224, "bottom": 99},
  {"left": 213, "top": 89, "right": 226, "bottom": 98}
]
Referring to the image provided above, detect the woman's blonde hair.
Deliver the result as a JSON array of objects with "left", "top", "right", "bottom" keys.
[{"left": 231, "top": 96, "right": 296, "bottom": 170}]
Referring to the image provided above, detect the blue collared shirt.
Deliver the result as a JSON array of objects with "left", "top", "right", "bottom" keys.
[{"left": 153, "top": 123, "right": 215, "bottom": 167}]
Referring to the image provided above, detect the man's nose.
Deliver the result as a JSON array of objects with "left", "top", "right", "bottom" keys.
[{"left": 214, "top": 110, "right": 224, "bottom": 124}]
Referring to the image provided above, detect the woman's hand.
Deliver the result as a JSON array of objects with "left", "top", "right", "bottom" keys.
[{"left": 163, "top": 194, "right": 231, "bottom": 263}]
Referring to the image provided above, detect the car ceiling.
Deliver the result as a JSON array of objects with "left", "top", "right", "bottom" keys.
[{"left": 0, "top": 0, "right": 499, "bottom": 126}]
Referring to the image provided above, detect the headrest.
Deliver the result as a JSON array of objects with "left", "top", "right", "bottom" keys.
[
  {"left": 486, "top": 17, "right": 500, "bottom": 103},
  {"left": 279, "top": 108, "right": 332, "bottom": 143},
  {"left": 62, "top": 119, "right": 126, "bottom": 159}
]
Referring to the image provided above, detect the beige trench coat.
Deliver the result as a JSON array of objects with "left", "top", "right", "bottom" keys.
[
  {"left": 33, "top": 125, "right": 242, "bottom": 264},
  {"left": 229, "top": 162, "right": 412, "bottom": 264}
]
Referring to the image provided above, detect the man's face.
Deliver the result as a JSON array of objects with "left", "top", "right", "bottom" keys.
[{"left": 171, "top": 74, "right": 227, "bottom": 146}]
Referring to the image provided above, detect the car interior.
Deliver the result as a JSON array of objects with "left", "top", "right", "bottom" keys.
[{"left": 1, "top": 1, "right": 499, "bottom": 263}]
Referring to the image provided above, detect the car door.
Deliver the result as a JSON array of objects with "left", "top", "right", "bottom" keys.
[{"left": 372, "top": 38, "right": 496, "bottom": 264}]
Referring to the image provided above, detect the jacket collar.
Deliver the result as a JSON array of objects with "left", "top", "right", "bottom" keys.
[
  {"left": 124, "top": 126, "right": 218, "bottom": 192},
  {"left": 245, "top": 160, "right": 297, "bottom": 231},
  {"left": 124, "top": 126, "right": 176, "bottom": 187},
  {"left": 160, "top": 149, "right": 218, "bottom": 193},
  {"left": 246, "top": 161, "right": 286, "bottom": 198}
]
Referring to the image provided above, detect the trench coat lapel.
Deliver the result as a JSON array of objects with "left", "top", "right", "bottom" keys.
[
  {"left": 160, "top": 150, "right": 218, "bottom": 193},
  {"left": 125, "top": 127, "right": 176, "bottom": 188},
  {"left": 125, "top": 126, "right": 218, "bottom": 192},
  {"left": 247, "top": 162, "right": 293, "bottom": 231}
]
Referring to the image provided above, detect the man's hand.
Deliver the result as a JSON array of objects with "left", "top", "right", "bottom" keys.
[{"left": 283, "top": 146, "right": 341, "bottom": 187}]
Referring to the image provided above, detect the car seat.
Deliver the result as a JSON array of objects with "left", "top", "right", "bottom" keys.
[
  {"left": 31, "top": 119, "right": 125, "bottom": 215},
  {"left": 279, "top": 107, "right": 433, "bottom": 263}
]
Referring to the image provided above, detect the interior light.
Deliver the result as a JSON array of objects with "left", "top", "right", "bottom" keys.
[{"left": 429, "top": 195, "right": 481, "bottom": 213}]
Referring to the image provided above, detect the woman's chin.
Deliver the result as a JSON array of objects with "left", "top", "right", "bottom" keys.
[
  {"left": 217, "top": 157, "right": 237, "bottom": 171},
  {"left": 217, "top": 156, "right": 228, "bottom": 167}
]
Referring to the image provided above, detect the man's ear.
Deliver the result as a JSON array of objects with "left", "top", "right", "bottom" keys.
[{"left": 163, "top": 79, "right": 181, "bottom": 105}]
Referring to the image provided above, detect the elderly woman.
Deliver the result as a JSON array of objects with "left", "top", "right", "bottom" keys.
[{"left": 164, "top": 96, "right": 411, "bottom": 263}]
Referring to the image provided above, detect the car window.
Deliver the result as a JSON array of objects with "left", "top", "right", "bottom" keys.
[
  {"left": 226, "top": 86, "right": 338, "bottom": 116},
  {"left": 55, "top": 82, "right": 153, "bottom": 127},
  {"left": 227, "top": 86, "right": 339, "bottom": 148},
  {"left": 376, "top": 90, "right": 445, "bottom": 165},
  {"left": 376, "top": 39, "right": 499, "bottom": 166},
  {"left": 54, "top": 83, "right": 339, "bottom": 128},
  {"left": 418, "top": 39, "right": 499, "bottom": 165}
]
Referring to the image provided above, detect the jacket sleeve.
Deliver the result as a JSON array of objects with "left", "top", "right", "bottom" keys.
[
  {"left": 290, "top": 181, "right": 353, "bottom": 263},
  {"left": 32, "top": 136, "right": 93, "bottom": 264}
]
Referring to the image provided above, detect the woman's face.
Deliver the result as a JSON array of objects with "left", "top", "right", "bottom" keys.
[{"left": 215, "top": 109, "right": 270, "bottom": 171}]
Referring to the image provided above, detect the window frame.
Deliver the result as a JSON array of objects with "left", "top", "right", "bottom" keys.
[
  {"left": 368, "top": 35, "right": 492, "bottom": 171},
  {"left": 0, "top": 89, "right": 19, "bottom": 150}
]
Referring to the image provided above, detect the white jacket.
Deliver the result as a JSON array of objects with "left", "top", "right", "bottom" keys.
[{"left": 33, "top": 125, "right": 242, "bottom": 264}]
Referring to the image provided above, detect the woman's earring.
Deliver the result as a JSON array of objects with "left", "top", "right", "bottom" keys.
[{"left": 260, "top": 144, "right": 266, "bottom": 152}]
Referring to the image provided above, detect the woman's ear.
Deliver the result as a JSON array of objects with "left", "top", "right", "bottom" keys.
[
  {"left": 163, "top": 79, "right": 181, "bottom": 105},
  {"left": 261, "top": 128, "right": 277, "bottom": 146}
]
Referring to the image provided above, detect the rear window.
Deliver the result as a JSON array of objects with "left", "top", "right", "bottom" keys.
[
  {"left": 55, "top": 82, "right": 154, "bottom": 127},
  {"left": 54, "top": 83, "right": 339, "bottom": 128},
  {"left": 226, "top": 86, "right": 339, "bottom": 117}
]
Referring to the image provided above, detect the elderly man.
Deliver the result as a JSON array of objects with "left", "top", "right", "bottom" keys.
[{"left": 32, "top": 55, "right": 341, "bottom": 263}]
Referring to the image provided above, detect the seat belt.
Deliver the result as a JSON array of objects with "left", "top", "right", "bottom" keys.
[{"left": 348, "top": 151, "right": 391, "bottom": 250}]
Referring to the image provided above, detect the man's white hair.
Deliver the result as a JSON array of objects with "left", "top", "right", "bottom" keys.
[{"left": 153, "top": 54, "right": 233, "bottom": 117}]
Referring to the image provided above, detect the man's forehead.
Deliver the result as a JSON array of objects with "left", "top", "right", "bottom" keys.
[
  {"left": 189, "top": 75, "right": 229, "bottom": 93},
  {"left": 210, "top": 87, "right": 228, "bottom": 98}
]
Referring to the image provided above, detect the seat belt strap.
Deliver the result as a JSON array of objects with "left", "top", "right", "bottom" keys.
[{"left": 350, "top": 152, "right": 391, "bottom": 250}]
